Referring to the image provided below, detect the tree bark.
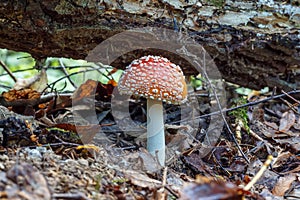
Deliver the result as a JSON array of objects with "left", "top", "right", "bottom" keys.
[{"left": 0, "top": 0, "right": 299, "bottom": 91}]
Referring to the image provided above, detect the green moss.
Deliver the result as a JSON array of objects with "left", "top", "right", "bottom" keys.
[
  {"left": 112, "top": 178, "right": 128, "bottom": 184},
  {"left": 206, "top": 0, "right": 225, "bottom": 8},
  {"left": 229, "top": 97, "right": 250, "bottom": 133},
  {"left": 94, "top": 174, "right": 102, "bottom": 191}
]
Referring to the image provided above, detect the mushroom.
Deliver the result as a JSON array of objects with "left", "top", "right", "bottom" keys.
[{"left": 118, "top": 55, "right": 187, "bottom": 166}]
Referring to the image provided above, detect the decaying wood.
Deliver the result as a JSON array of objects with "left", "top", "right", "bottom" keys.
[{"left": 0, "top": 0, "right": 299, "bottom": 90}]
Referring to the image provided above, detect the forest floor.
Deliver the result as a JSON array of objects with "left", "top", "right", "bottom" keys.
[{"left": 0, "top": 74, "right": 299, "bottom": 200}]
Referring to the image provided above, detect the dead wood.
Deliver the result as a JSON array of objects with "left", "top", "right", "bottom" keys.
[{"left": 0, "top": 0, "right": 299, "bottom": 90}]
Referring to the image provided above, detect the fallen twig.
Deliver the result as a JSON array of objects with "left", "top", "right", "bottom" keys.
[
  {"left": 200, "top": 65, "right": 250, "bottom": 163},
  {"left": 59, "top": 58, "right": 77, "bottom": 89},
  {"left": 244, "top": 155, "right": 273, "bottom": 191},
  {"left": 52, "top": 192, "right": 90, "bottom": 200},
  {"left": 174, "top": 90, "right": 300, "bottom": 123},
  {"left": 0, "top": 60, "right": 17, "bottom": 82}
]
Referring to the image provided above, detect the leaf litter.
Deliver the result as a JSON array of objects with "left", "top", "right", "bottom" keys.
[{"left": 0, "top": 65, "right": 299, "bottom": 199}]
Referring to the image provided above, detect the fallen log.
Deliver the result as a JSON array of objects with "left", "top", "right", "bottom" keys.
[{"left": 0, "top": 0, "right": 299, "bottom": 90}]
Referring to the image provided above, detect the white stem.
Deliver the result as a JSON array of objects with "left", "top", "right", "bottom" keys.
[{"left": 147, "top": 99, "right": 165, "bottom": 166}]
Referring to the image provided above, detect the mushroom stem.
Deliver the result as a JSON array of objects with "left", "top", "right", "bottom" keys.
[{"left": 147, "top": 98, "right": 165, "bottom": 166}]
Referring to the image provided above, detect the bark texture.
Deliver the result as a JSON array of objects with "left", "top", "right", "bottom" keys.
[{"left": 0, "top": 0, "right": 299, "bottom": 90}]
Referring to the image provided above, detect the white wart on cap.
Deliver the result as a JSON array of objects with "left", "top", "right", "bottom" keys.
[{"left": 118, "top": 55, "right": 187, "bottom": 104}]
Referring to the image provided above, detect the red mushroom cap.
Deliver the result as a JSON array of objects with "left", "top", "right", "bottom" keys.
[{"left": 118, "top": 55, "right": 187, "bottom": 104}]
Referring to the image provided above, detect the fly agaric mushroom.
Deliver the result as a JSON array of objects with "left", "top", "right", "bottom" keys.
[{"left": 118, "top": 55, "right": 187, "bottom": 166}]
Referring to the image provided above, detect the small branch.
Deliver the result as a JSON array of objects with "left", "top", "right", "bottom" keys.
[
  {"left": 52, "top": 192, "right": 90, "bottom": 200},
  {"left": 244, "top": 155, "right": 273, "bottom": 191},
  {"left": 173, "top": 90, "right": 300, "bottom": 124},
  {"left": 280, "top": 97, "right": 298, "bottom": 113},
  {"left": 198, "top": 90, "right": 300, "bottom": 119},
  {"left": 59, "top": 58, "right": 77, "bottom": 89},
  {"left": 159, "top": 167, "right": 168, "bottom": 200},
  {"left": 46, "top": 66, "right": 114, "bottom": 91},
  {"left": 281, "top": 90, "right": 300, "bottom": 104},
  {"left": 0, "top": 60, "right": 17, "bottom": 82},
  {"left": 249, "top": 130, "right": 273, "bottom": 149},
  {"left": 201, "top": 68, "right": 250, "bottom": 163},
  {"left": 0, "top": 84, "right": 11, "bottom": 90},
  {"left": 281, "top": 90, "right": 300, "bottom": 113}
]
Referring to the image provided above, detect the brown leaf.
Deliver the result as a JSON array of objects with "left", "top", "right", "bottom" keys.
[
  {"left": 139, "top": 148, "right": 161, "bottom": 173},
  {"left": 283, "top": 137, "right": 300, "bottom": 153},
  {"left": 264, "top": 121, "right": 278, "bottom": 130},
  {"left": 272, "top": 152, "right": 294, "bottom": 168},
  {"left": 279, "top": 110, "right": 295, "bottom": 132},
  {"left": 278, "top": 164, "right": 300, "bottom": 175},
  {"left": 166, "top": 133, "right": 189, "bottom": 152},
  {"left": 122, "top": 170, "right": 162, "bottom": 189},
  {"left": 272, "top": 174, "right": 296, "bottom": 196},
  {"left": 183, "top": 153, "right": 214, "bottom": 176},
  {"left": 1, "top": 89, "right": 41, "bottom": 112},
  {"left": 293, "top": 117, "right": 300, "bottom": 130},
  {"left": 179, "top": 176, "right": 256, "bottom": 200},
  {"left": 72, "top": 79, "right": 98, "bottom": 100},
  {"left": 2, "top": 89, "right": 40, "bottom": 102},
  {"left": 72, "top": 79, "right": 116, "bottom": 102}
]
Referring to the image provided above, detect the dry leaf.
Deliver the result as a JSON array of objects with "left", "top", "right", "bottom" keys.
[
  {"left": 1, "top": 89, "right": 41, "bottom": 109},
  {"left": 179, "top": 176, "right": 257, "bottom": 200},
  {"left": 184, "top": 153, "right": 215, "bottom": 175},
  {"left": 264, "top": 121, "right": 278, "bottom": 130},
  {"left": 272, "top": 152, "right": 294, "bottom": 168},
  {"left": 279, "top": 110, "right": 295, "bottom": 132},
  {"left": 72, "top": 79, "right": 98, "bottom": 99},
  {"left": 122, "top": 170, "right": 161, "bottom": 189},
  {"left": 273, "top": 137, "right": 300, "bottom": 153},
  {"left": 293, "top": 117, "right": 300, "bottom": 130},
  {"left": 272, "top": 174, "right": 296, "bottom": 196},
  {"left": 280, "top": 165, "right": 300, "bottom": 174},
  {"left": 2, "top": 88, "right": 40, "bottom": 101},
  {"left": 139, "top": 148, "right": 161, "bottom": 173},
  {"left": 72, "top": 79, "right": 116, "bottom": 102}
]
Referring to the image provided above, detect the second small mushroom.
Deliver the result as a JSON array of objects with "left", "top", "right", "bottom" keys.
[{"left": 118, "top": 55, "right": 187, "bottom": 166}]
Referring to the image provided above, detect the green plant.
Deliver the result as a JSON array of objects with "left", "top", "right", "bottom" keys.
[
  {"left": 94, "top": 174, "right": 102, "bottom": 191},
  {"left": 229, "top": 97, "right": 250, "bottom": 133},
  {"left": 0, "top": 49, "right": 123, "bottom": 93},
  {"left": 112, "top": 178, "right": 128, "bottom": 184},
  {"left": 190, "top": 74, "right": 204, "bottom": 90},
  {"left": 206, "top": 0, "right": 225, "bottom": 8}
]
